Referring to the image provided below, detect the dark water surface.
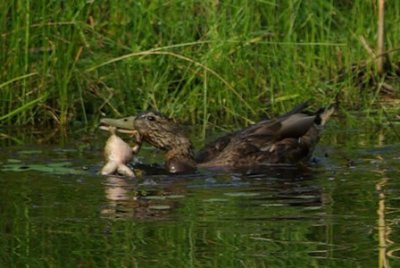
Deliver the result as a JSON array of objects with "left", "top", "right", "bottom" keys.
[{"left": 1, "top": 123, "right": 400, "bottom": 267}]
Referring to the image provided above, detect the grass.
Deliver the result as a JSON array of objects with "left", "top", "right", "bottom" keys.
[{"left": 0, "top": 0, "right": 399, "bottom": 128}]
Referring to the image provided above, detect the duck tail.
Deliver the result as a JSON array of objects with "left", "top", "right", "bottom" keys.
[
  {"left": 317, "top": 106, "right": 335, "bottom": 126},
  {"left": 280, "top": 101, "right": 335, "bottom": 127}
]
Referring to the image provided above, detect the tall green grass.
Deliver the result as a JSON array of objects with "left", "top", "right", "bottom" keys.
[{"left": 0, "top": 0, "right": 399, "bottom": 127}]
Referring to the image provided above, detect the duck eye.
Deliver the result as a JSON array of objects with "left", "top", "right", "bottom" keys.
[{"left": 147, "top": 115, "right": 155, "bottom": 121}]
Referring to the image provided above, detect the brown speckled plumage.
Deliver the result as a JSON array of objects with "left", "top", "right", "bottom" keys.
[{"left": 102, "top": 102, "right": 334, "bottom": 173}]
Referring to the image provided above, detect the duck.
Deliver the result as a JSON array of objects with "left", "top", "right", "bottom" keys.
[{"left": 100, "top": 101, "right": 334, "bottom": 174}]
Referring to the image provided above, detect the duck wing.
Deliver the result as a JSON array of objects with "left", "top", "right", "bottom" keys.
[
  {"left": 195, "top": 131, "right": 237, "bottom": 163},
  {"left": 196, "top": 118, "right": 282, "bottom": 163},
  {"left": 198, "top": 106, "right": 334, "bottom": 167},
  {"left": 277, "top": 100, "right": 310, "bottom": 118}
]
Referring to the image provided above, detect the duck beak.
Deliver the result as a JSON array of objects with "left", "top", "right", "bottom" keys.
[{"left": 100, "top": 116, "right": 136, "bottom": 130}]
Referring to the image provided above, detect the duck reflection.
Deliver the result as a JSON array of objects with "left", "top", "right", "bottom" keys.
[
  {"left": 101, "top": 175, "right": 184, "bottom": 220},
  {"left": 100, "top": 165, "right": 326, "bottom": 221}
]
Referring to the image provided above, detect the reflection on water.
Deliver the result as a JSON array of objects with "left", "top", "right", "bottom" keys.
[
  {"left": 101, "top": 175, "right": 183, "bottom": 220},
  {"left": 101, "top": 169, "right": 323, "bottom": 222},
  {"left": 1, "top": 123, "right": 400, "bottom": 267}
]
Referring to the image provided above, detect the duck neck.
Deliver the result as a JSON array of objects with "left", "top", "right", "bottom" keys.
[{"left": 164, "top": 138, "right": 197, "bottom": 173}]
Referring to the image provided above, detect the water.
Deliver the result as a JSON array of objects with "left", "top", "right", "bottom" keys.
[{"left": 1, "top": 124, "right": 400, "bottom": 267}]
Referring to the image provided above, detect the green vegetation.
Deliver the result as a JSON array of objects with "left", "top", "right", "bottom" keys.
[{"left": 1, "top": 0, "right": 399, "bottom": 127}]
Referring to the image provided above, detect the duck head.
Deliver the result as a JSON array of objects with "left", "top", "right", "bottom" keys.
[{"left": 101, "top": 111, "right": 196, "bottom": 173}]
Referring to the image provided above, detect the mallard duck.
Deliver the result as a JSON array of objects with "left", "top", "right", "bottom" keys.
[{"left": 100, "top": 102, "right": 334, "bottom": 174}]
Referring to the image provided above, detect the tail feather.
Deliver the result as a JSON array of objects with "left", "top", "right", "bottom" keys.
[{"left": 318, "top": 106, "right": 335, "bottom": 126}]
